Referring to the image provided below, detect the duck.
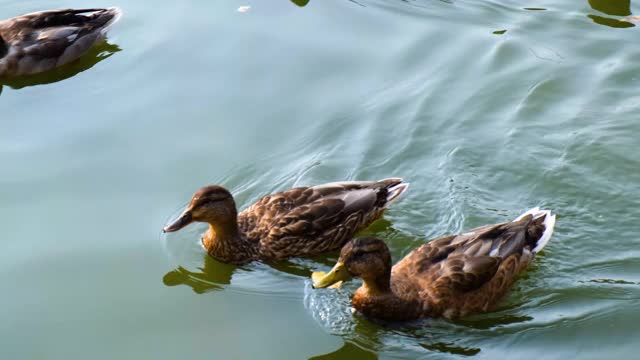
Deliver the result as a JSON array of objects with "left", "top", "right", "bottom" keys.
[
  {"left": 0, "top": 8, "right": 121, "bottom": 77},
  {"left": 163, "top": 178, "right": 409, "bottom": 264},
  {"left": 312, "top": 208, "right": 556, "bottom": 321}
]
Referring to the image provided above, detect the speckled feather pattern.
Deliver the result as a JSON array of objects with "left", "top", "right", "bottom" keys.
[{"left": 235, "top": 179, "right": 403, "bottom": 262}]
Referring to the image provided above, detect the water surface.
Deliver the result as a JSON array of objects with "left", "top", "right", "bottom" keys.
[{"left": 2, "top": 0, "right": 639, "bottom": 359}]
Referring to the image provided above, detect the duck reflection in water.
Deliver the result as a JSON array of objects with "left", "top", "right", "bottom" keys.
[
  {"left": 310, "top": 312, "right": 534, "bottom": 359},
  {"left": 163, "top": 254, "right": 237, "bottom": 294},
  {"left": 0, "top": 41, "right": 120, "bottom": 94},
  {"left": 587, "top": 0, "right": 637, "bottom": 28},
  {"left": 290, "top": 0, "right": 364, "bottom": 7},
  {"left": 163, "top": 244, "right": 345, "bottom": 294},
  {"left": 309, "top": 340, "right": 378, "bottom": 360},
  {"left": 291, "top": 0, "right": 310, "bottom": 6},
  {"left": 162, "top": 254, "right": 340, "bottom": 294},
  {"left": 307, "top": 316, "right": 490, "bottom": 358}
]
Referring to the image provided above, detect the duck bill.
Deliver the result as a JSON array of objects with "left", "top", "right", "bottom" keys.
[
  {"left": 163, "top": 211, "right": 193, "bottom": 233},
  {"left": 312, "top": 262, "right": 351, "bottom": 288}
]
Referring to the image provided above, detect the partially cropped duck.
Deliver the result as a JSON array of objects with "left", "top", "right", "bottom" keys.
[
  {"left": 312, "top": 208, "right": 556, "bottom": 321},
  {"left": 163, "top": 178, "right": 409, "bottom": 264},
  {"left": 0, "top": 8, "right": 121, "bottom": 77}
]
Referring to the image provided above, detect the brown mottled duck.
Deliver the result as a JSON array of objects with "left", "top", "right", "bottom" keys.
[
  {"left": 312, "top": 208, "right": 556, "bottom": 321},
  {"left": 163, "top": 178, "right": 409, "bottom": 264},
  {"left": 0, "top": 8, "right": 121, "bottom": 77}
]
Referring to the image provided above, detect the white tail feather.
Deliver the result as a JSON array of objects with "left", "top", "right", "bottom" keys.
[
  {"left": 385, "top": 182, "right": 409, "bottom": 207},
  {"left": 514, "top": 207, "right": 556, "bottom": 253},
  {"left": 100, "top": 7, "right": 123, "bottom": 34}
]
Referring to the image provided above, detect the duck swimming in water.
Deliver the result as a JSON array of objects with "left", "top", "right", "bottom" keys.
[
  {"left": 312, "top": 208, "right": 556, "bottom": 321},
  {"left": 163, "top": 179, "right": 409, "bottom": 264},
  {"left": 0, "top": 8, "right": 121, "bottom": 77}
]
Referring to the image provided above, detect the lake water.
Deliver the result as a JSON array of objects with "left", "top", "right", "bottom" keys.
[{"left": 2, "top": 0, "right": 639, "bottom": 359}]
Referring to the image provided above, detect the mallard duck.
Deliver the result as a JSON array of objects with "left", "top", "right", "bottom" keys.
[
  {"left": 312, "top": 208, "right": 556, "bottom": 321},
  {"left": 0, "top": 8, "right": 121, "bottom": 77},
  {"left": 163, "top": 178, "right": 409, "bottom": 264}
]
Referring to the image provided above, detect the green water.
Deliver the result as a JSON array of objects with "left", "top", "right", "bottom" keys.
[{"left": 2, "top": 0, "right": 639, "bottom": 359}]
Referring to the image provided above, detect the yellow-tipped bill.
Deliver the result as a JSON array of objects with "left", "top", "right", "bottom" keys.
[
  {"left": 311, "top": 271, "right": 343, "bottom": 289},
  {"left": 312, "top": 261, "right": 351, "bottom": 289}
]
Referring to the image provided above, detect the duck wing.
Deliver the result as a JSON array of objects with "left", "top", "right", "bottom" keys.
[
  {"left": 238, "top": 178, "right": 408, "bottom": 259},
  {"left": 394, "top": 209, "right": 555, "bottom": 299},
  {"left": 432, "top": 255, "right": 502, "bottom": 293},
  {"left": 0, "top": 8, "right": 121, "bottom": 76}
]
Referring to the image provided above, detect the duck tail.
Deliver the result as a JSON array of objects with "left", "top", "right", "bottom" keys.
[
  {"left": 514, "top": 207, "right": 557, "bottom": 253},
  {"left": 378, "top": 178, "right": 409, "bottom": 207},
  {"left": 89, "top": 7, "right": 123, "bottom": 34}
]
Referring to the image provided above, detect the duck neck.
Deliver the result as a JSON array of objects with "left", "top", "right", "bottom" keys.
[
  {"left": 362, "top": 272, "right": 391, "bottom": 294},
  {"left": 353, "top": 274, "right": 423, "bottom": 321},
  {"left": 202, "top": 215, "right": 252, "bottom": 264}
]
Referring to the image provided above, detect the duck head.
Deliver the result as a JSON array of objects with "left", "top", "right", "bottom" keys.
[
  {"left": 163, "top": 186, "right": 238, "bottom": 233},
  {"left": 313, "top": 237, "right": 392, "bottom": 290}
]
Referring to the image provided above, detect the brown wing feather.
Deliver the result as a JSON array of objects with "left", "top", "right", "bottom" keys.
[
  {"left": 391, "top": 214, "right": 546, "bottom": 318},
  {"left": 238, "top": 180, "right": 400, "bottom": 260},
  {"left": 237, "top": 186, "right": 314, "bottom": 239},
  {"left": 431, "top": 255, "right": 501, "bottom": 293}
]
